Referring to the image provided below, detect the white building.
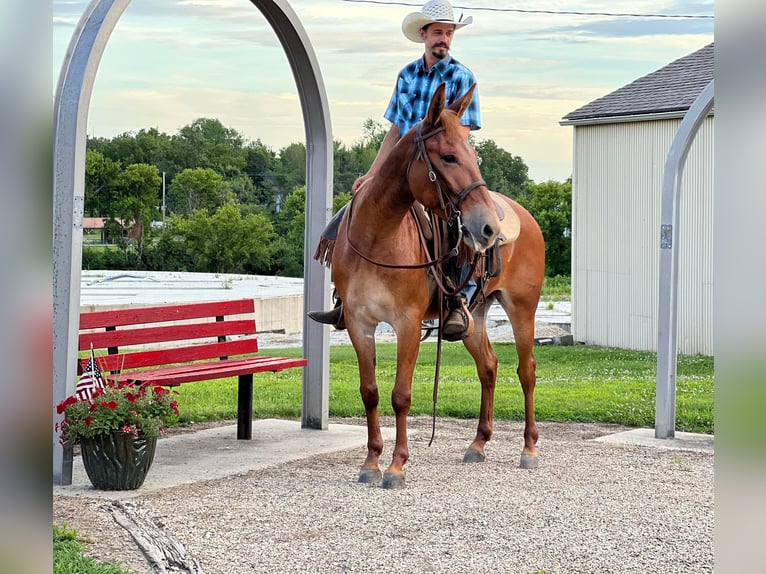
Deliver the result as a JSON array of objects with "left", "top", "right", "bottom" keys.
[{"left": 560, "top": 44, "right": 714, "bottom": 355}]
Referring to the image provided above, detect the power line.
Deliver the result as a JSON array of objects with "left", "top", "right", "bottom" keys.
[{"left": 340, "top": 0, "right": 714, "bottom": 19}]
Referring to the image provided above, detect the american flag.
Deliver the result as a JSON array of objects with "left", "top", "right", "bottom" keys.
[{"left": 76, "top": 348, "right": 106, "bottom": 401}]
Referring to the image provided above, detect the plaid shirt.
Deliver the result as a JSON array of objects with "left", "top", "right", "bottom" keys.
[{"left": 384, "top": 54, "right": 481, "bottom": 137}]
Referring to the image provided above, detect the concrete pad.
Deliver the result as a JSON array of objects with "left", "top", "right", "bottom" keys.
[
  {"left": 54, "top": 419, "right": 395, "bottom": 500},
  {"left": 593, "top": 427, "right": 714, "bottom": 453}
]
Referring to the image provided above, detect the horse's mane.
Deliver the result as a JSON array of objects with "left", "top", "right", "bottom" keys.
[{"left": 438, "top": 109, "right": 462, "bottom": 139}]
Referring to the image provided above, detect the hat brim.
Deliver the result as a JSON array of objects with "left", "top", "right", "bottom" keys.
[{"left": 401, "top": 13, "right": 472, "bottom": 43}]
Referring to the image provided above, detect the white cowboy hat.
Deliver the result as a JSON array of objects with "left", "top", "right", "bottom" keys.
[{"left": 401, "top": 0, "right": 473, "bottom": 43}]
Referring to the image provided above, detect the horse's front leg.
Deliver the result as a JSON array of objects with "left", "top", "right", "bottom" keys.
[
  {"left": 381, "top": 321, "right": 422, "bottom": 489},
  {"left": 348, "top": 321, "right": 384, "bottom": 484},
  {"left": 461, "top": 305, "right": 497, "bottom": 463}
]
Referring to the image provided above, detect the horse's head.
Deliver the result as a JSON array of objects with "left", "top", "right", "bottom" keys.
[{"left": 406, "top": 83, "right": 500, "bottom": 253}]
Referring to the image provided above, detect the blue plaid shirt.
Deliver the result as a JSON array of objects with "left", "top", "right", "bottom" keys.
[{"left": 384, "top": 54, "right": 481, "bottom": 137}]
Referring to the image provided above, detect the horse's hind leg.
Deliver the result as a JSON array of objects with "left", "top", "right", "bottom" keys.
[
  {"left": 348, "top": 322, "right": 384, "bottom": 484},
  {"left": 461, "top": 302, "right": 497, "bottom": 463}
]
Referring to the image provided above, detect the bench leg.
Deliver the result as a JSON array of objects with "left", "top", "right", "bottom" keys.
[{"left": 237, "top": 374, "right": 254, "bottom": 439}]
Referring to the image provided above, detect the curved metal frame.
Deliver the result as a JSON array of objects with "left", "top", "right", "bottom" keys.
[
  {"left": 53, "top": 0, "right": 332, "bottom": 485},
  {"left": 655, "top": 80, "right": 714, "bottom": 439}
]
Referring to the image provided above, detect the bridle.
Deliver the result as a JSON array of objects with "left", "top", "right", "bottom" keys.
[{"left": 410, "top": 122, "right": 487, "bottom": 228}]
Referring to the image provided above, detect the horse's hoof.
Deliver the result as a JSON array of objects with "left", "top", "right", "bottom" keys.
[
  {"left": 381, "top": 472, "right": 406, "bottom": 490},
  {"left": 358, "top": 468, "right": 382, "bottom": 485},
  {"left": 463, "top": 448, "right": 486, "bottom": 463},
  {"left": 519, "top": 453, "right": 539, "bottom": 469}
]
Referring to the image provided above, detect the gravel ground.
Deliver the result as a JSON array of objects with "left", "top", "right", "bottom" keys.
[{"left": 53, "top": 417, "right": 713, "bottom": 574}]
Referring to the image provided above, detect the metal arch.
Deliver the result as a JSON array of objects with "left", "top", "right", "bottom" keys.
[
  {"left": 53, "top": 0, "right": 332, "bottom": 485},
  {"left": 655, "top": 80, "right": 714, "bottom": 439}
]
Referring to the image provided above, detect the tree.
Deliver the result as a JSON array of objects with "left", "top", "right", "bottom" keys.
[
  {"left": 474, "top": 139, "right": 530, "bottom": 200},
  {"left": 273, "top": 143, "right": 306, "bottom": 210},
  {"left": 90, "top": 128, "right": 175, "bottom": 180},
  {"left": 167, "top": 167, "right": 235, "bottom": 215},
  {"left": 519, "top": 179, "right": 572, "bottom": 277},
  {"left": 112, "top": 163, "right": 162, "bottom": 259},
  {"left": 84, "top": 150, "right": 120, "bottom": 216},
  {"left": 243, "top": 140, "right": 279, "bottom": 210},
  {"left": 271, "top": 185, "right": 307, "bottom": 276},
  {"left": 170, "top": 118, "right": 246, "bottom": 178},
  {"left": 169, "top": 204, "right": 274, "bottom": 273}
]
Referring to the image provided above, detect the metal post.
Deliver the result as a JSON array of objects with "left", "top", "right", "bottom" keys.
[
  {"left": 249, "top": 0, "right": 332, "bottom": 430},
  {"left": 53, "top": 0, "right": 131, "bottom": 486},
  {"left": 655, "top": 80, "right": 714, "bottom": 439}
]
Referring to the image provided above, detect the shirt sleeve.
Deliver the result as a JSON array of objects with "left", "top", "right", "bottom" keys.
[
  {"left": 457, "top": 71, "right": 481, "bottom": 131},
  {"left": 383, "top": 73, "right": 404, "bottom": 130}
]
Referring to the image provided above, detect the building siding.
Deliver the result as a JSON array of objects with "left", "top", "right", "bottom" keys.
[{"left": 571, "top": 116, "right": 713, "bottom": 354}]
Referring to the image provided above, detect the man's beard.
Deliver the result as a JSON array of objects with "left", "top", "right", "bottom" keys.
[{"left": 430, "top": 44, "right": 448, "bottom": 60}]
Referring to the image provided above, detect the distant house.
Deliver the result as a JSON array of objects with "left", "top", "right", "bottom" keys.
[
  {"left": 560, "top": 43, "right": 713, "bottom": 354},
  {"left": 82, "top": 217, "right": 129, "bottom": 244}
]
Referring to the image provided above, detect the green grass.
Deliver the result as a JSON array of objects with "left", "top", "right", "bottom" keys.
[
  {"left": 54, "top": 524, "right": 136, "bottom": 574},
  {"left": 540, "top": 274, "right": 570, "bottom": 301},
  {"left": 174, "top": 343, "right": 713, "bottom": 434}
]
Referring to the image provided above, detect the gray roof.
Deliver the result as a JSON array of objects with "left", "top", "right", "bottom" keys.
[{"left": 562, "top": 43, "right": 713, "bottom": 123}]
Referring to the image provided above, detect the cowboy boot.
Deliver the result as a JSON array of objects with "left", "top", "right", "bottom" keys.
[
  {"left": 442, "top": 296, "right": 475, "bottom": 342},
  {"left": 308, "top": 292, "right": 345, "bottom": 330}
]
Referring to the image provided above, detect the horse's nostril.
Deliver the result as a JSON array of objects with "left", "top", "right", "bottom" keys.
[{"left": 483, "top": 224, "right": 497, "bottom": 240}]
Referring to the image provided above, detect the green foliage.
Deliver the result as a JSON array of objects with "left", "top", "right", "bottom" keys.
[
  {"left": 84, "top": 150, "right": 121, "bottom": 216},
  {"left": 54, "top": 523, "right": 136, "bottom": 574},
  {"left": 171, "top": 118, "right": 246, "bottom": 179},
  {"left": 162, "top": 204, "right": 274, "bottom": 274},
  {"left": 82, "top": 246, "right": 140, "bottom": 270},
  {"left": 173, "top": 344, "right": 713, "bottom": 434},
  {"left": 541, "top": 275, "right": 571, "bottom": 301},
  {"left": 475, "top": 139, "right": 530, "bottom": 200},
  {"left": 167, "top": 167, "right": 234, "bottom": 215},
  {"left": 519, "top": 179, "right": 572, "bottom": 277},
  {"left": 112, "top": 163, "right": 162, "bottom": 257},
  {"left": 57, "top": 382, "right": 179, "bottom": 445}
]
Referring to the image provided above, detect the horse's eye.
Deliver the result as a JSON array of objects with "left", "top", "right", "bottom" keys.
[{"left": 442, "top": 154, "right": 458, "bottom": 164}]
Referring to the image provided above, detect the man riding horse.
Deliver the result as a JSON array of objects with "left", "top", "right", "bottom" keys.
[{"left": 309, "top": 0, "right": 480, "bottom": 341}]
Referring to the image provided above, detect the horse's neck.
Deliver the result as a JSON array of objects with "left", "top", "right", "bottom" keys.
[{"left": 354, "top": 147, "right": 415, "bottom": 239}]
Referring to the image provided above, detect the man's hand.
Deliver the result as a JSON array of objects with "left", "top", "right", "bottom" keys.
[{"left": 352, "top": 173, "right": 372, "bottom": 194}]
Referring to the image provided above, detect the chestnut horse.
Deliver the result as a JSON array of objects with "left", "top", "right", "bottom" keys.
[{"left": 322, "top": 83, "right": 545, "bottom": 489}]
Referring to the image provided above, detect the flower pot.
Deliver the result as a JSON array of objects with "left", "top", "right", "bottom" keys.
[{"left": 79, "top": 432, "right": 157, "bottom": 490}]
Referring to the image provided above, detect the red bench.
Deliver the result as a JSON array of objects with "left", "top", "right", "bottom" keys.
[{"left": 78, "top": 299, "right": 307, "bottom": 439}]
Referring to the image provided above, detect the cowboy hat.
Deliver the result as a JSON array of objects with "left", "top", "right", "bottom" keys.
[{"left": 401, "top": 0, "right": 473, "bottom": 43}]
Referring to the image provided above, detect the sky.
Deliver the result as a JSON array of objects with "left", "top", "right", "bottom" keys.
[{"left": 53, "top": 0, "right": 714, "bottom": 183}]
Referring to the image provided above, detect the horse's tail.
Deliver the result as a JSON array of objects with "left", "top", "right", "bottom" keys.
[{"left": 313, "top": 237, "right": 335, "bottom": 267}]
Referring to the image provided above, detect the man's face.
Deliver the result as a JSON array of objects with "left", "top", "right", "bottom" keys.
[{"left": 420, "top": 23, "right": 456, "bottom": 60}]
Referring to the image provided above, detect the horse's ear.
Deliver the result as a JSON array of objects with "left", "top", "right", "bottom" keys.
[
  {"left": 449, "top": 83, "right": 476, "bottom": 120},
  {"left": 425, "top": 83, "right": 447, "bottom": 127}
]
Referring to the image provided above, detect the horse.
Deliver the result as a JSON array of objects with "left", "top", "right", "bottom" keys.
[{"left": 320, "top": 83, "right": 545, "bottom": 489}]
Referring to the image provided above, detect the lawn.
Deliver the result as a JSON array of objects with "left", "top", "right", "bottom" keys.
[{"left": 173, "top": 342, "right": 713, "bottom": 434}]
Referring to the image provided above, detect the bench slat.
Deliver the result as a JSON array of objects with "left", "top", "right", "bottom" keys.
[
  {"left": 79, "top": 319, "right": 256, "bottom": 351},
  {"left": 80, "top": 299, "right": 255, "bottom": 330},
  {"left": 79, "top": 338, "right": 261, "bottom": 372},
  {"left": 110, "top": 356, "right": 308, "bottom": 386}
]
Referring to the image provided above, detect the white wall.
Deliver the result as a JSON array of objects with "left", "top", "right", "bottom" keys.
[{"left": 571, "top": 116, "right": 714, "bottom": 354}]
